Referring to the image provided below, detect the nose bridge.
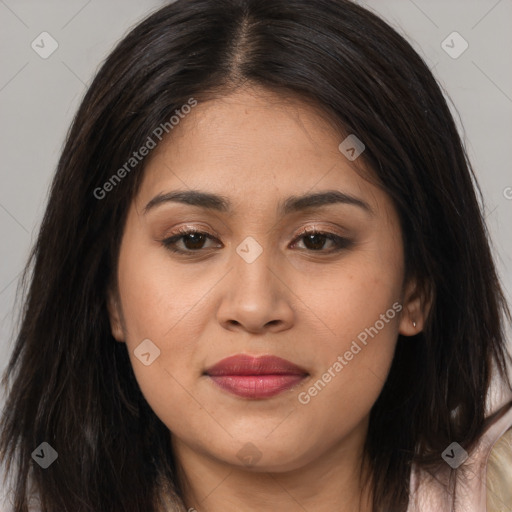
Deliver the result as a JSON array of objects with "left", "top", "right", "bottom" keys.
[
  {"left": 231, "top": 234, "right": 277, "bottom": 298},
  {"left": 216, "top": 234, "right": 294, "bottom": 332}
]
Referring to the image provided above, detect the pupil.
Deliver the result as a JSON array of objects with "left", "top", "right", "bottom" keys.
[
  {"left": 185, "top": 233, "right": 205, "bottom": 249},
  {"left": 305, "top": 234, "right": 325, "bottom": 250}
]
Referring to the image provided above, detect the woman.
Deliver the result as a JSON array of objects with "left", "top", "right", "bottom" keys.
[{"left": 1, "top": 0, "right": 511, "bottom": 510}]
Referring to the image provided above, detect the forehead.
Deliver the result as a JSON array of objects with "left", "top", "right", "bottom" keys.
[
  {"left": 135, "top": 86, "right": 389, "bottom": 218},
  {"left": 160, "top": 87, "right": 349, "bottom": 164}
]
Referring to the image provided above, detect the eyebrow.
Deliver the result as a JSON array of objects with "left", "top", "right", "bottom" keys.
[{"left": 143, "top": 189, "right": 373, "bottom": 216}]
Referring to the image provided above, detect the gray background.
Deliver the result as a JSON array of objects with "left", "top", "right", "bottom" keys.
[{"left": 1, "top": 0, "right": 511, "bottom": 409}]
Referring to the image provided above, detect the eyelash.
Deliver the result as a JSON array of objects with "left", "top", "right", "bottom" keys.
[{"left": 160, "top": 226, "right": 353, "bottom": 255}]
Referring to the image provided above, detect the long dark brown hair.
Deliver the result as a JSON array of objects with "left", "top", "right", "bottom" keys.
[{"left": 1, "top": 0, "right": 511, "bottom": 510}]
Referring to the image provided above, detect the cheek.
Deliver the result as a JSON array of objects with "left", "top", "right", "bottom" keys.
[
  {"left": 303, "top": 251, "right": 402, "bottom": 345},
  {"left": 116, "top": 234, "right": 209, "bottom": 343},
  {"left": 116, "top": 258, "right": 207, "bottom": 434},
  {"left": 296, "top": 304, "right": 399, "bottom": 444},
  {"left": 296, "top": 246, "right": 403, "bottom": 412},
  {"left": 115, "top": 241, "right": 210, "bottom": 410},
  {"left": 127, "top": 356, "right": 216, "bottom": 454}
]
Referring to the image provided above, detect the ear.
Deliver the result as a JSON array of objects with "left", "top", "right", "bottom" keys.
[
  {"left": 398, "top": 276, "right": 432, "bottom": 337},
  {"left": 107, "top": 288, "right": 125, "bottom": 342}
]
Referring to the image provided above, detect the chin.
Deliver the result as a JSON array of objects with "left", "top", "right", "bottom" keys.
[{"left": 216, "top": 435, "right": 318, "bottom": 473}]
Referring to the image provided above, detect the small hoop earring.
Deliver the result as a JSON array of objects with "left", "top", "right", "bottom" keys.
[{"left": 412, "top": 321, "right": 417, "bottom": 328}]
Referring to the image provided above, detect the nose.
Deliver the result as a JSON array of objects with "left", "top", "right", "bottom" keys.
[{"left": 215, "top": 242, "right": 295, "bottom": 335}]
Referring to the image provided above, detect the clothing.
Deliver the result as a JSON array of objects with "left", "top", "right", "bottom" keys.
[
  {"left": 487, "top": 424, "right": 512, "bottom": 511},
  {"left": 407, "top": 372, "right": 512, "bottom": 512},
  {"left": 406, "top": 402, "right": 512, "bottom": 512}
]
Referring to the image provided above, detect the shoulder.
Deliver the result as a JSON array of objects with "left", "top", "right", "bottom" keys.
[
  {"left": 451, "top": 401, "right": 512, "bottom": 512},
  {"left": 406, "top": 399, "right": 512, "bottom": 512},
  {"left": 486, "top": 424, "right": 512, "bottom": 512}
]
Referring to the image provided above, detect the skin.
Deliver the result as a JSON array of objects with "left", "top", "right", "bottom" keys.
[{"left": 108, "top": 85, "right": 429, "bottom": 512}]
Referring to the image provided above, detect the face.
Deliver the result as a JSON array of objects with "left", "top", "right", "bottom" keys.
[{"left": 108, "top": 86, "right": 423, "bottom": 473}]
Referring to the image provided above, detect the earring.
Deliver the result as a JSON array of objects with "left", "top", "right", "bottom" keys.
[{"left": 412, "top": 320, "right": 417, "bottom": 328}]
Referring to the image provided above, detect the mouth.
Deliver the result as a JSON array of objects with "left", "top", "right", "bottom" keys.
[{"left": 204, "top": 354, "right": 309, "bottom": 399}]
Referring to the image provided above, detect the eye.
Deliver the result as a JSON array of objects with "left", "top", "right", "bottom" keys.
[
  {"left": 290, "top": 228, "right": 353, "bottom": 253},
  {"left": 160, "top": 226, "right": 352, "bottom": 255},
  {"left": 161, "top": 227, "right": 221, "bottom": 254}
]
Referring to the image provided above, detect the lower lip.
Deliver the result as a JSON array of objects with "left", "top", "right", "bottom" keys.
[{"left": 208, "top": 374, "right": 306, "bottom": 399}]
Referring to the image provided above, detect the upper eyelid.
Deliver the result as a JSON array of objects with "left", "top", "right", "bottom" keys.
[{"left": 165, "top": 225, "right": 346, "bottom": 240}]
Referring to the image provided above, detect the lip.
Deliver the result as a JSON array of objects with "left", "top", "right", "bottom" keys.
[{"left": 205, "top": 354, "right": 309, "bottom": 399}]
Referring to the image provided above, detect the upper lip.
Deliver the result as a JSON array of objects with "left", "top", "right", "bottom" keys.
[{"left": 205, "top": 354, "right": 308, "bottom": 376}]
